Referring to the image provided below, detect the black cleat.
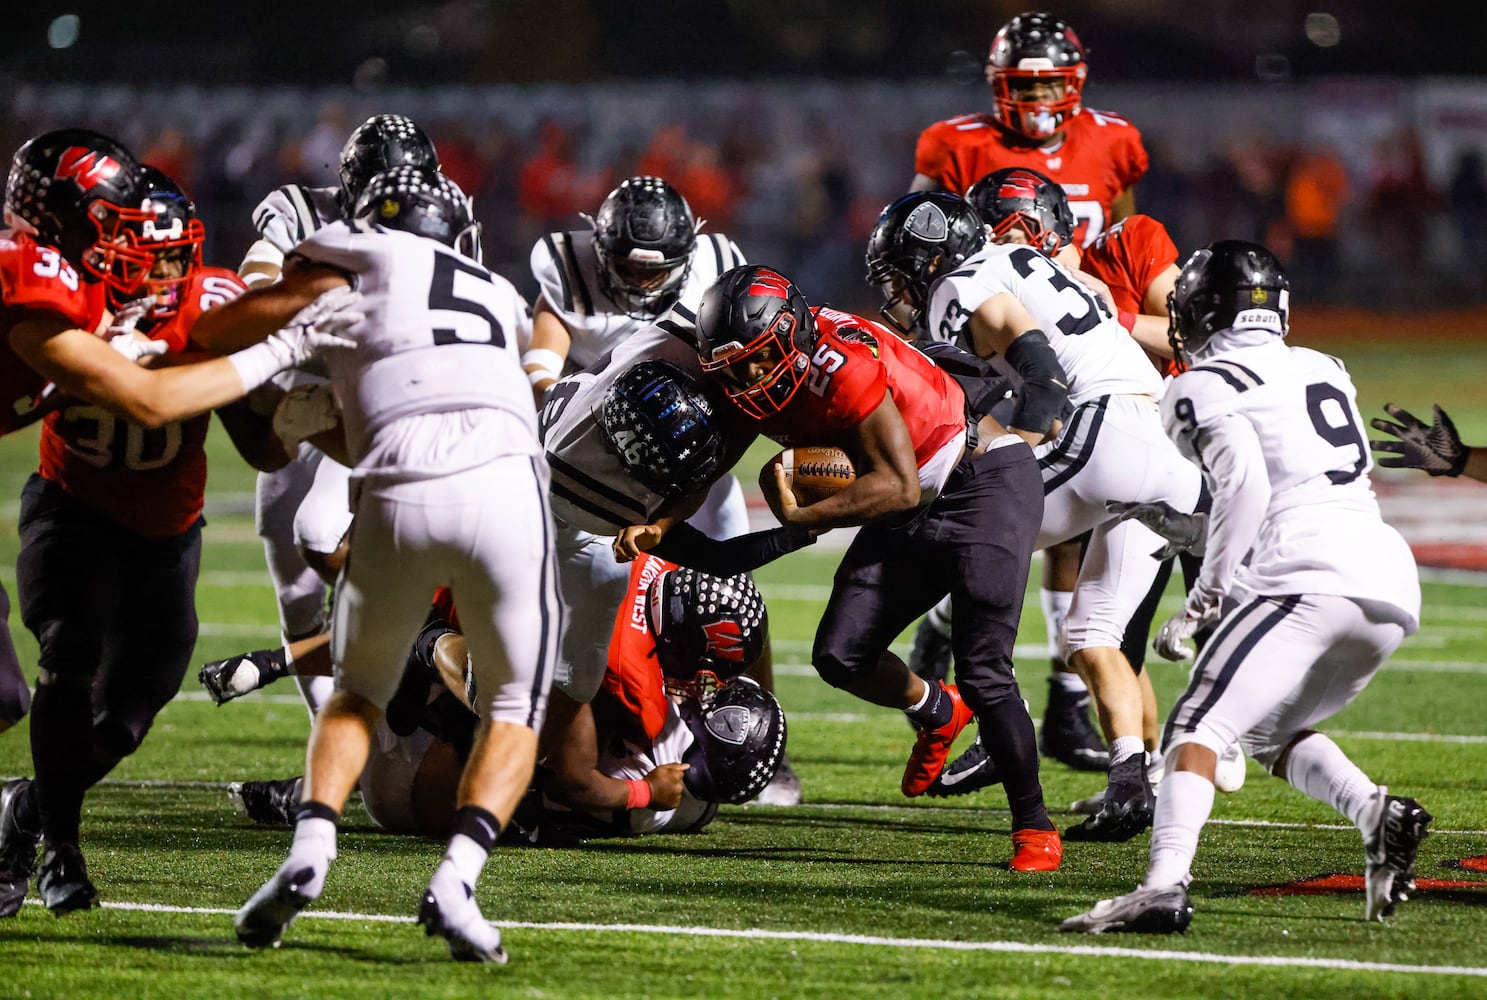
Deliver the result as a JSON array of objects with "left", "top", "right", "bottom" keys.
[
  {"left": 228, "top": 778, "right": 302, "bottom": 827},
  {"left": 1365, "top": 792, "right": 1432, "bottom": 921},
  {"left": 908, "top": 615, "right": 953, "bottom": 686},
  {"left": 925, "top": 730, "right": 1003, "bottom": 798},
  {"left": 1061, "top": 883, "right": 1194, "bottom": 934},
  {"left": 1040, "top": 678, "right": 1109, "bottom": 772},
  {"left": 0, "top": 778, "right": 41, "bottom": 918},
  {"left": 37, "top": 842, "right": 99, "bottom": 916},
  {"left": 1064, "top": 753, "right": 1154, "bottom": 843}
]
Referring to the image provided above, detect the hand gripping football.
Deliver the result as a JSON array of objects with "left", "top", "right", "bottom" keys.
[{"left": 774, "top": 446, "right": 857, "bottom": 505}]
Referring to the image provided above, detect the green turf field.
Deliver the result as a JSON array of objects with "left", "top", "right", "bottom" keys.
[{"left": 0, "top": 338, "right": 1483, "bottom": 998}]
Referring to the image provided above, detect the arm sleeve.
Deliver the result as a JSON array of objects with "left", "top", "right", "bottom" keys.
[
  {"left": 650, "top": 522, "right": 816, "bottom": 577},
  {"left": 1187, "top": 412, "right": 1270, "bottom": 615}
]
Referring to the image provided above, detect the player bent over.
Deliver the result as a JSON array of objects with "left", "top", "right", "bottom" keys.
[
  {"left": 220, "top": 165, "right": 558, "bottom": 964},
  {"left": 1062, "top": 242, "right": 1429, "bottom": 933}
]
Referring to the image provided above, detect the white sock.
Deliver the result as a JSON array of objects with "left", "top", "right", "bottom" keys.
[
  {"left": 296, "top": 675, "right": 335, "bottom": 717},
  {"left": 1283, "top": 733, "right": 1384, "bottom": 834},
  {"left": 281, "top": 816, "right": 336, "bottom": 897},
  {"left": 926, "top": 596, "right": 954, "bottom": 637},
  {"left": 1041, "top": 589, "right": 1080, "bottom": 687},
  {"left": 1146, "top": 749, "right": 1166, "bottom": 789},
  {"left": 1143, "top": 770, "right": 1215, "bottom": 888},
  {"left": 1110, "top": 736, "right": 1145, "bottom": 767},
  {"left": 442, "top": 832, "right": 491, "bottom": 890}
]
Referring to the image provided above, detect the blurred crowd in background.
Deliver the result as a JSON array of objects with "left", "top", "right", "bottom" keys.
[{"left": 8, "top": 76, "right": 1487, "bottom": 315}]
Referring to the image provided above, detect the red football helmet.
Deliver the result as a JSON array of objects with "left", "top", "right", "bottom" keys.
[
  {"left": 116, "top": 165, "right": 206, "bottom": 317},
  {"left": 695, "top": 265, "right": 816, "bottom": 420},
  {"left": 987, "top": 12, "right": 1088, "bottom": 141},
  {"left": 966, "top": 166, "right": 1075, "bottom": 254}
]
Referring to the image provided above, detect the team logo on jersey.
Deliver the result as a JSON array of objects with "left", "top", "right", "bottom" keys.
[
  {"left": 702, "top": 620, "right": 746, "bottom": 661},
  {"left": 55, "top": 147, "right": 124, "bottom": 190},
  {"left": 705, "top": 704, "right": 751, "bottom": 745}
]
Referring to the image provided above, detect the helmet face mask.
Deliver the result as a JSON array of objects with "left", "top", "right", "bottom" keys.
[
  {"left": 696, "top": 266, "right": 815, "bottom": 420},
  {"left": 987, "top": 13, "right": 1088, "bottom": 141},
  {"left": 4, "top": 128, "right": 155, "bottom": 295},
  {"left": 599, "top": 359, "right": 726, "bottom": 496},
  {"left": 1167, "top": 241, "right": 1290, "bottom": 363},
  {"left": 353, "top": 166, "right": 482, "bottom": 262},
  {"left": 337, "top": 115, "right": 439, "bottom": 218},
  {"left": 966, "top": 166, "right": 1074, "bottom": 256},
  {"left": 117, "top": 166, "right": 205, "bottom": 316},
  {"left": 591, "top": 175, "right": 698, "bottom": 319},
  {"left": 865, "top": 193, "right": 988, "bottom": 337}
]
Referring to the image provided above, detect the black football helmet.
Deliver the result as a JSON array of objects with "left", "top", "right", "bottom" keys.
[
  {"left": 1167, "top": 241, "right": 1290, "bottom": 363},
  {"left": 337, "top": 114, "right": 440, "bottom": 217},
  {"left": 117, "top": 165, "right": 206, "bottom": 316},
  {"left": 353, "top": 165, "right": 482, "bottom": 262},
  {"left": 987, "top": 12, "right": 1088, "bottom": 141},
  {"left": 966, "top": 166, "right": 1075, "bottom": 254},
  {"left": 592, "top": 175, "right": 699, "bottom": 319},
  {"left": 646, "top": 566, "right": 767, "bottom": 693},
  {"left": 696, "top": 265, "right": 816, "bottom": 419},
  {"left": 4, "top": 128, "right": 153, "bottom": 294},
  {"left": 865, "top": 192, "right": 987, "bottom": 337},
  {"left": 599, "top": 359, "right": 726, "bottom": 497},
  {"left": 679, "top": 677, "right": 787, "bottom": 805}
]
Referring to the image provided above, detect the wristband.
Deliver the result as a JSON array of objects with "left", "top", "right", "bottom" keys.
[
  {"left": 227, "top": 340, "right": 288, "bottom": 393},
  {"left": 522, "top": 348, "right": 564, "bottom": 386},
  {"left": 1117, "top": 309, "right": 1137, "bottom": 332},
  {"left": 625, "top": 777, "right": 652, "bottom": 810}
]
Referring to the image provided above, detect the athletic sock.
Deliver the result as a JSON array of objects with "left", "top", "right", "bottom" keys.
[
  {"left": 441, "top": 806, "right": 501, "bottom": 888},
  {"left": 977, "top": 698, "right": 1053, "bottom": 831},
  {"left": 28, "top": 682, "right": 93, "bottom": 845},
  {"left": 1283, "top": 733, "right": 1384, "bottom": 834},
  {"left": 1109, "top": 736, "right": 1145, "bottom": 768},
  {"left": 905, "top": 680, "right": 951, "bottom": 730},
  {"left": 1144, "top": 769, "right": 1215, "bottom": 888},
  {"left": 925, "top": 599, "right": 953, "bottom": 637}
]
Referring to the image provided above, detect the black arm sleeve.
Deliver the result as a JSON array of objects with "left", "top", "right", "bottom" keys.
[
  {"left": 1003, "top": 329, "right": 1069, "bottom": 435},
  {"left": 915, "top": 340, "right": 1014, "bottom": 417},
  {"left": 650, "top": 521, "right": 816, "bottom": 576}
]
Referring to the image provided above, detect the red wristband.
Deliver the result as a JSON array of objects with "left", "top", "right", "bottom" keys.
[
  {"left": 1117, "top": 309, "right": 1137, "bottom": 332},
  {"left": 625, "top": 778, "right": 652, "bottom": 810}
]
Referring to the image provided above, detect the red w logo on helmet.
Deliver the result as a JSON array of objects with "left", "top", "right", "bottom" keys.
[
  {"left": 701, "top": 620, "right": 745, "bottom": 661},
  {"left": 746, "top": 269, "right": 791, "bottom": 300},
  {"left": 55, "top": 147, "right": 123, "bottom": 191},
  {"left": 997, "top": 175, "right": 1039, "bottom": 202}
]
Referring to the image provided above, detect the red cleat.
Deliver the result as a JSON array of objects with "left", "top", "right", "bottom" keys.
[
  {"left": 902, "top": 682, "right": 974, "bottom": 797},
  {"left": 1010, "top": 828, "right": 1063, "bottom": 872}
]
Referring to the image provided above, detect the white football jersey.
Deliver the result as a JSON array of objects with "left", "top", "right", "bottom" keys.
[
  {"left": 244, "top": 184, "right": 342, "bottom": 263},
  {"left": 926, "top": 243, "right": 1162, "bottom": 405},
  {"left": 292, "top": 221, "right": 538, "bottom": 466},
  {"left": 537, "top": 304, "right": 708, "bottom": 533},
  {"left": 530, "top": 230, "right": 746, "bottom": 371},
  {"left": 1162, "top": 339, "right": 1419, "bottom": 621}
]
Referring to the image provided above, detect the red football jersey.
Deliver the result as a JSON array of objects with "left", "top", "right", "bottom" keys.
[
  {"left": 1079, "top": 215, "right": 1182, "bottom": 377},
  {"left": 601, "top": 552, "right": 676, "bottom": 745},
  {"left": 0, "top": 234, "right": 107, "bottom": 436},
  {"left": 913, "top": 108, "right": 1148, "bottom": 248},
  {"left": 753, "top": 308, "right": 966, "bottom": 471},
  {"left": 36, "top": 266, "right": 246, "bottom": 538}
]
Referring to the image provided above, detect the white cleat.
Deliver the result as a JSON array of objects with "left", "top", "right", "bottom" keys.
[
  {"left": 418, "top": 871, "right": 507, "bottom": 964},
  {"left": 235, "top": 860, "right": 325, "bottom": 949},
  {"left": 1060, "top": 883, "right": 1194, "bottom": 935},
  {"left": 1214, "top": 743, "right": 1247, "bottom": 794}
]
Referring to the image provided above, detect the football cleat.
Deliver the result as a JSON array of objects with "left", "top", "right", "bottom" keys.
[
  {"left": 1364, "top": 792, "right": 1432, "bottom": 922},
  {"left": 199, "top": 647, "right": 289, "bottom": 705},
  {"left": 419, "top": 868, "right": 508, "bottom": 964},
  {"left": 228, "top": 778, "right": 302, "bottom": 827},
  {"left": 235, "top": 861, "right": 324, "bottom": 948},
  {"left": 907, "top": 615, "right": 953, "bottom": 686},
  {"left": 1063, "top": 753, "right": 1154, "bottom": 842},
  {"left": 1040, "top": 678, "right": 1109, "bottom": 772},
  {"left": 751, "top": 752, "right": 803, "bottom": 806},
  {"left": 1010, "top": 828, "right": 1062, "bottom": 872},
  {"left": 1060, "top": 883, "right": 1194, "bottom": 934},
  {"left": 1214, "top": 743, "right": 1247, "bottom": 794},
  {"left": 902, "top": 682, "right": 975, "bottom": 797},
  {"left": 0, "top": 778, "right": 41, "bottom": 918},
  {"left": 925, "top": 730, "right": 1003, "bottom": 798},
  {"left": 36, "top": 842, "right": 99, "bottom": 916}
]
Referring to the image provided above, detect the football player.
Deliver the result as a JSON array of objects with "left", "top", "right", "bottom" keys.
[
  {"left": 690, "top": 264, "right": 1061, "bottom": 873},
  {"left": 867, "top": 191, "right": 1202, "bottom": 842},
  {"left": 0, "top": 133, "right": 342, "bottom": 918},
  {"left": 908, "top": 12, "right": 1149, "bottom": 771},
  {"left": 1062, "top": 241, "right": 1429, "bottom": 933},
  {"left": 228, "top": 114, "right": 443, "bottom": 724},
  {"left": 224, "top": 165, "right": 557, "bottom": 965}
]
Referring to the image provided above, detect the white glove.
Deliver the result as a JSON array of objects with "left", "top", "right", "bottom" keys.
[
  {"left": 1106, "top": 500, "right": 1208, "bottom": 559},
  {"left": 263, "top": 285, "right": 364, "bottom": 370},
  {"left": 272, "top": 383, "right": 342, "bottom": 451},
  {"left": 105, "top": 297, "right": 168, "bottom": 363},
  {"left": 1153, "top": 603, "right": 1222, "bottom": 662}
]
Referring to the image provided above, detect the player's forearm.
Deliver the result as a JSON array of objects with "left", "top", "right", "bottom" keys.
[
  {"left": 786, "top": 468, "right": 920, "bottom": 529},
  {"left": 651, "top": 521, "right": 816, "bottom": 576}
]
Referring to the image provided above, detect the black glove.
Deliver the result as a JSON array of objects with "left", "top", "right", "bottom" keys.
[{"left": 1370, "top": 403, "right": 1470, "bottom": 477}]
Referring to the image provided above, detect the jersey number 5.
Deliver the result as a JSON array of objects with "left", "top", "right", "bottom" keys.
[{"left": 429, "top": 252, "right": 506, "bottom": 347}]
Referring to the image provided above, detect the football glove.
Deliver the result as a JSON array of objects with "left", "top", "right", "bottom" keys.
[
  {"left": 1106, "top": 500, "right": 1208, "bottom": 559},
  {"left": 105, "top": 297, "right": 168, "bottom": 363},
  {"left": 1370, "top": 403, "right": 1470, "bottom": 477},
  {"left": 264, "top": 286, "right": 363, "bottom": 370},
  {"left": 272, "top": 383, "right": 341, "bottom": 452},
  {"left": 1154, "top": 603, "right": 1221, "bottom": 662}
]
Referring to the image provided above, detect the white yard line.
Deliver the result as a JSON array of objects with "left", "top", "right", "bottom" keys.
[{"left": 54, "top": 901, "right": 1487, "bottom": 977}]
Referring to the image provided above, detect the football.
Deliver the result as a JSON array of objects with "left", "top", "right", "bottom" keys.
[{"left": 773, "top": 446, "right": 857, "bottom": 506}]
